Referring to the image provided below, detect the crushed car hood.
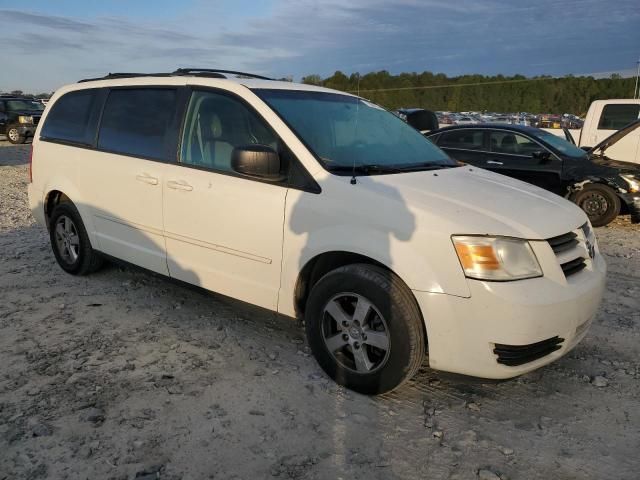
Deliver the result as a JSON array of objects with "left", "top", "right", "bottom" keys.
[
  {"left": 359, "top": 166, "right": 587, "bottom": 240},
  {"left": 588, "top": 154, "right": 640, "bottom": 174}
]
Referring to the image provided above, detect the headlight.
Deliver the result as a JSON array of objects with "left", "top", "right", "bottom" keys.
[
  {"left": 620, "top": 174, "right": 639, "bottom": 193},
  {"left": 452, "top": 236, "right": 542, "bottom": 281},
  {"left": 18, "top": 115, "right": 33, "bottom": 124}
]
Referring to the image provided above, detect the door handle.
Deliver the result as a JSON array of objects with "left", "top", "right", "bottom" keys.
[
  {"left": 136, "top": 173, "right": 159, "bottom": 185},
  {"left": 167, "top": 180, "right": 193, "bottom": 191},
  {"left": 487, "top": 160, "right": 504, "bottom": 165}
]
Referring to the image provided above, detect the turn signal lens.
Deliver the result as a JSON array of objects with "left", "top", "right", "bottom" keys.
[{"left": 452, "top": 236, "right": 542, "bottom": 281}]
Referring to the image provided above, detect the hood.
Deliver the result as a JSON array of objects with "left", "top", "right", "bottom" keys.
[
  {"left": 356, "top": 166, "right": 586, "bottom": 240},
  {"left": 588, "top": 154, "right": 640, "bottom": 174},
  {"left": 588, "top": 119, "right": 640, "bottom": 156},
  {"left": 10, "top": 110, "right": 43, "bottom": 116}
]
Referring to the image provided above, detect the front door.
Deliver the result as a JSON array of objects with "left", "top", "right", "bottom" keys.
[
  {"left": 162, "top": 89, "right": 288, "bottom": 311},
  {"left": 485, "top": 130, "right": 564, "bottom": 195}
]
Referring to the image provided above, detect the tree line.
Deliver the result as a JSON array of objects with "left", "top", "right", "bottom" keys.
[{"left": 301, "top": 71, "right": 637, "bottom": 115}]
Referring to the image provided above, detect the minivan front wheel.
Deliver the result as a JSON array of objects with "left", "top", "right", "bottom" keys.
[
  {"left": 305, "top": 264, "right": 425, "bottom": 395},
  {"left": 573, "top": 184, "right": 620, "bottom": 227},
  {"left": 49, "top": 202, "right": 103, "bottom": 275}
]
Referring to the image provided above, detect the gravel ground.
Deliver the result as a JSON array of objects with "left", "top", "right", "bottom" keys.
[{"left": 1, "top": 141, "right": 639, "bottom": 479}]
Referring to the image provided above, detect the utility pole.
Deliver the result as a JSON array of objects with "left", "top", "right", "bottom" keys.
[{"left": 635, "top": 57, "right": 640, "bottom": 99}]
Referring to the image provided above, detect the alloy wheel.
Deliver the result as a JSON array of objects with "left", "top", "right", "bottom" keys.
[
  {"left": 54, "top": 215, "right": 80, "bottom": 264},
  {"left": 321, "top": 293, "right": 390, "bottom": 374},
  {"left": 7, "top": 128, "right": 19, "bottom": 142}
]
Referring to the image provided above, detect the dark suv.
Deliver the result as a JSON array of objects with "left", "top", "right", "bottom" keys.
[{"left": 0, "top": 96, "right": 45, "bottom": 144}]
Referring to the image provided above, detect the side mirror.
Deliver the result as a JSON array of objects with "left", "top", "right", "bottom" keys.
[
  {"left": 532, "top": 150, "right": 551, "bottom": 163},
  {"left": 231, "top": 145, "right": 285, "bottom": 181}
]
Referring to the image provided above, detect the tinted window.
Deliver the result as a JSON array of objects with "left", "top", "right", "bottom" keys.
[
  {"left": 598, "top": 104, "right": 640, "bottom": 130},
  {"left": 439, "top": 129, "right": 485, "bottom": 150},
  {"left": 98, "top": 89, "right": 177, "bottom": 160},
  {"left": 41, "top": 89, "right": 98, "bottom": 145},
  {"left": 181, "top": 91, "right": 279, "bottom": 173},
  {"left": 490, "top": 131, "right": 539, "bottom": 156}
]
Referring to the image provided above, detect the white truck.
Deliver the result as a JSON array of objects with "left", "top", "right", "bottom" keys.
[{"left": 544, "top": 99, "right": 640, "bottom": 164}]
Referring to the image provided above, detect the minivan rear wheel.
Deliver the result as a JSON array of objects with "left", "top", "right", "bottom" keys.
[
  {"left": 573, "top": 184, "right": 620, "bottom": 227},
  {"left": 49, "top": 202, "right": 103, "bottom": 275},
  {"left": 305, "top": 264, "right": 425, "bottom": 395}
]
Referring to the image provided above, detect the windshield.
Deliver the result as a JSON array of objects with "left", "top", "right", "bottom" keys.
[
  {"left": 254, "top": 89, "right": 454, "bottom": 172},
  {"left": 6, "top": 100, "right": 44, "bottom": 112},
  {"left": 536, "top": 129, "right": 587, "bottom": 159}
]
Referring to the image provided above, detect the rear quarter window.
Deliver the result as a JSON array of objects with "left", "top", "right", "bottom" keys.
[
  {"left": 439, "top": 129, "right": 485, "bottom": 150},
  {"left": 40, "top": 89, "right": 99, "bottom": 145},
  {"left": 598, "top": 104, "right": 640, "bottom": 130},
  {"left": 97, "top": 88, "right": 178, "bottom": 161}
]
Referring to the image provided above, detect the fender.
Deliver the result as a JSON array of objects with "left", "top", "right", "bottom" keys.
[
  {"left": 42, "top": 177, "right": 101, "bottom": 251},
  {"left": 277, "top": 221, "right": 471, "bottom": 318}
]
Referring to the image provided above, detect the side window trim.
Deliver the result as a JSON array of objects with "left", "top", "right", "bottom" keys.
[{"left": 176, "top": 86, "right": 320, "bottom": 193}]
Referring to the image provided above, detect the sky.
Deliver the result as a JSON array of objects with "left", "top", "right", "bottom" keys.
[{"left": 0, "top": 0, "right": 639, "bottom": 93}]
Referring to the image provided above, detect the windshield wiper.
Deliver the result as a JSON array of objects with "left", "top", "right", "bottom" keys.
[
  {"left": 326, "top": 164, "right": 405, "bottom": 175},
  {"left": 394, "top": 163, "right": 458, "bottom": 172}
]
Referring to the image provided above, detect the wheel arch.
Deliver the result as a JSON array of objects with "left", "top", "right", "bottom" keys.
[
  {"left": 41, "top": 182, "right": 98, "bottom": 248},
  {"left": 294, "top": 250, "right": 429, "bottom": 353}
]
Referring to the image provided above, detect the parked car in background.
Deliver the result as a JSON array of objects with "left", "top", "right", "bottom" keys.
[
  {"left": 428, "top": 123, "right": 640, "bottom": 226},
  {"left": 454, "top": 116, "right": 478, "bottom": 125},
  {"left": 393, "top": 108, "right": 439, "bottom": 133},
  {"left": 543, "top": 99, "right": 640, "bottom": 164},
  {"left": 28, "top": 69, "right": 605, "bottom": 394},
  {"left": 0, "top": 95, "right": 45, "bottom": 143}
]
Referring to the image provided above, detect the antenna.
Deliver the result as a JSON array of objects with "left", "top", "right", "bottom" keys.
[{"left": 350, "top": 73, "right": 361, "bottom": 185}]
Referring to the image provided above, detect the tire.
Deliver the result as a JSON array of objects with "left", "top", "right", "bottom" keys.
[
  {"left": 49, "top": 202, "right": 103, "bottom": 275},
  {"left": 305, "top": 264, "right": 425, "bottom": 395},
  {"left": 573, "top": 184, "right": 620, "bottom": 227},
  {"left": 7, "top": 127, "right": 25, "bottom": 144}
]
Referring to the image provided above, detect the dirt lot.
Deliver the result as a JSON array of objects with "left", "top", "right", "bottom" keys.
[{"left": 1, "top": 141, "right": 639, "bottom": 480}]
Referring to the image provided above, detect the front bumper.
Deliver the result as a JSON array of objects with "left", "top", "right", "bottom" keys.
[
  {"left": 620, "top": 192, "right": 640, "bottom": 223},
  {"left": 27, "top": 184, "right": 46, "bottom": 227},
  {"left": 414, "top": 247, "right": 606, "bottom": 379}
]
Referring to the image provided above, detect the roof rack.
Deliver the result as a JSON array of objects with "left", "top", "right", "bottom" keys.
[
  {"left": 172, "top": 68, "right": 274, "bottom": 80},
  {"left": 78, "top": 72, "right": 171, "bottom": 83},
  {"left": 78, "top": 68, "right": 274, "bottom": 83}
]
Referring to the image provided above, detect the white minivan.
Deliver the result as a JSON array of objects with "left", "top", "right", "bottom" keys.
[{"left": 28, "top": 69, "right": 606, "bottom": 394}]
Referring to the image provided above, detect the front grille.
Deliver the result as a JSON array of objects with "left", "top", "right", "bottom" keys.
[
  {"left": 33, "top": 116, "right": 41, "bottom": 126},
  {"left": 560, "top": 257, "right": 586, "bottom": 276},
  {"left": 547, "top": 231, "right": 578, "bottom": 254},
  {"left": 493, "top": 336, "right": 564, "bottom": 366},
  {"left": 547, "top": 229, "right": 587, "bottom": 278}
]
